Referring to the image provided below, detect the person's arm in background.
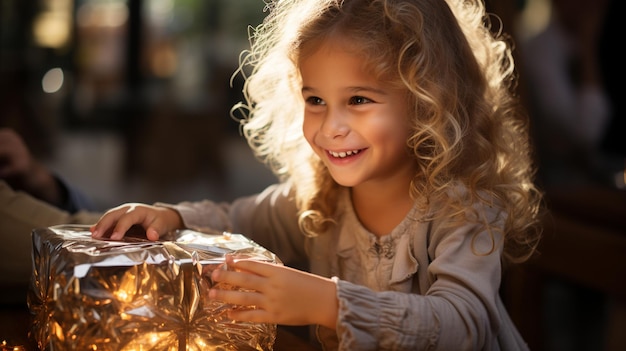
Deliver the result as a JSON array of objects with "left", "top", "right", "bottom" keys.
[
  {"left": 0, "top": 128, "right": 101, "bottom": 303},
  {"left": 0, "top": 128, "right": 96, "bottom": 213},
  {"left": 0, "top": 179, "right": 102, "bottom": 283}
]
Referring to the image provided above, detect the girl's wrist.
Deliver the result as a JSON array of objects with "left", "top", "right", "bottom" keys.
[{"left": 316, "top": 276, "right": 339, "bottom": 329}]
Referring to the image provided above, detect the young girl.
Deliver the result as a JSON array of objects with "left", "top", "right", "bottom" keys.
[{"left": 91, "top": 0, "right": 543, "bottom": 349}]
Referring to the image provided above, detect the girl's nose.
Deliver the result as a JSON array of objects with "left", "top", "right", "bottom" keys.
[{"left": 321, "top": 108, "right": 349, "bottom": 139}]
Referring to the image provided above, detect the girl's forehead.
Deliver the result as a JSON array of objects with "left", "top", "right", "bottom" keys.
[
  {"left": 300, "top": 36, "right": 398, "bottom": 82},
  {"left": 299, "top": 34, "right": 361, "bottom": 62},
  {"left": 299, "top": 40, "right": 368, "bottom": 77}
]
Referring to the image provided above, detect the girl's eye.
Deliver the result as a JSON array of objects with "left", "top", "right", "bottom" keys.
[
  {"left": 349, "top": 96, "right": 372, "bottom": 105},
  {"left": 305, "top": 96, "right": 325, "bottom": 105}
]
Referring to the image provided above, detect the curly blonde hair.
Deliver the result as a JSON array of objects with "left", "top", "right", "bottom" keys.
[{"left": 232, "top": 0, "right": 543, "bottom": 263}]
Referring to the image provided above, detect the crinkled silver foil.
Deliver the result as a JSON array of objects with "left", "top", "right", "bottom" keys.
[{"left": 28, "top": 225, "right": 280, "bottom": 351}]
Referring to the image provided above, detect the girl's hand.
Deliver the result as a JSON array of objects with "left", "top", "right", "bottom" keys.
[
  {"left": 90, "top": 203, "right": 183, "bottom": 241},
  {"left": 209, "top": 255, "right": 338, "bottom": 329}
]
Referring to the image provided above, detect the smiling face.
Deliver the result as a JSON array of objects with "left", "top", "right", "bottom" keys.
[{"left": 300, "top": 38, "right": 417, "bottom": 192}]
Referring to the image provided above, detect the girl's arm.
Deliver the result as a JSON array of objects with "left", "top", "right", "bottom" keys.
[{"left": 162, "top": 182, "right": 307, "bottom": 268}]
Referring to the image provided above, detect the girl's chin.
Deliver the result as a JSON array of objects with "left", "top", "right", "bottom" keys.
[{"left": 327, "top": 172, "right": 360, "bottom": 188}]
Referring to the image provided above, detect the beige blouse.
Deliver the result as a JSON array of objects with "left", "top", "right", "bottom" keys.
[{"left": 164, "top": 182, "right": 529, "bottom": 351}]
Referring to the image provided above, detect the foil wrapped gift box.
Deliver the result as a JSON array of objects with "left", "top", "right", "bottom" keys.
[{"left": 27, "top": 224, "right": 280, "bottom": 351}]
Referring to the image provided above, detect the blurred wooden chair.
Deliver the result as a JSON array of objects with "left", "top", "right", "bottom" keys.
[{"left": 503, "top": 185, "right": 626, "bottom": 351}]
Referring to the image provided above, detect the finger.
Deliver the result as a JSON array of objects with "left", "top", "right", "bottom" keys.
[
  {"left": 139, "top": 213, "right": 169, "bottom": 241},
  {"left": 208, "top": 287, "right": 264, "bottom": 308},
  {"left": 91, "top": 205, "right": 138, "bottom": 239},
  {"left": 211, "top": 268, "right": 267, "bottom": 292},
  {"left": 109, "top": 205, "right": 148, "bottom": 240},
  {"left": 90, "top": 207, "right": 127, "bottom": 238},
  {"left": 145, "top": 227, "right": 161, "bottom": 241},
  {"left": 227, "top": 257, "right": 282, "bottom": 278}
]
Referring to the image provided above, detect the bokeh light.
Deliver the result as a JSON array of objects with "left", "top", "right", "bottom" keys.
[{"left": 42, "top": 68, "right": 64, "bottom": 93}]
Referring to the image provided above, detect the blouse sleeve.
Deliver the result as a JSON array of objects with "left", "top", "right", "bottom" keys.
[{"left": 156, "top": 182, "right": 308, "bottom": 269}]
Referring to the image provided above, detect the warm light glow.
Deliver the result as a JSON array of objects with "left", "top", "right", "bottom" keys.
[
  {"left": 51, "top": 321, "right": 64, "bottom": 342},
  {"left": 119, "top": 331, "right": 173, "bottom": 351},
  {"left": 114, "top": 268, "right": 140, "bottom": 303},
  {"left": 0, "top": 340, "right": 26, "bottom": 351},
  {"left": 115, "top": 289, "right": 130, "bottom": 302},
  {"left": 32, "top": 0, "right": 73, "bottom": 48},
  {"left": 33, "top": 12, "right": 72, "bottom": 48},
  {"left": 517, "top": 0, "right": 551, "bottom": 40},
  {"left": 42, "top": 68, "right": 64, "bottom": 93}
]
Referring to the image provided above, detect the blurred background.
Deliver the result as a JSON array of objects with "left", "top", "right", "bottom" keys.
[
  {"left": 0, "top": 0, "right": 624, "bottom": 350},
  {"left": 1, "top": 0, "right": 277, "bottom": 211}
]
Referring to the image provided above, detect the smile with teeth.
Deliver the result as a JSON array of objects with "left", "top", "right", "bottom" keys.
[{"left": 328, "top": 149, "right": 362, "bottom": 158}]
